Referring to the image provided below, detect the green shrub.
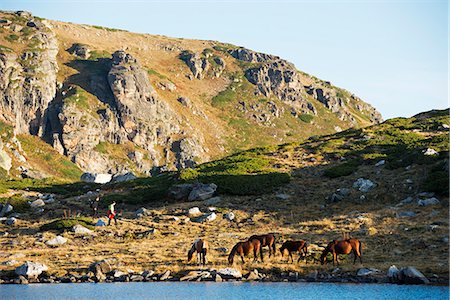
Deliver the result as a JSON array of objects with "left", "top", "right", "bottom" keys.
[
  {"left": 422, "top": 161, "right": 449, "bottom": 196},
  {"left": 40, "top": 217, "right": 94, "bottom": 232},
  {"left": 324, "top": 159, "right": 360, "bottom": 178},
  {"left": 299, "top": 114, "right": 314, "bottom": 123},
  {"left": 5, "top": 34, "right": 19, "bottom": 42},
  {"left": 0, "top": 195, "right": 29, "bottom": 213},
  {"left": 179, "top": 168, "right": 199, "bottom": 181}
]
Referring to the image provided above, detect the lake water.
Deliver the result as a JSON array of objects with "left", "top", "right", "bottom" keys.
[{"left": 0, "top": 282, "right": 448, "bottom": 300}]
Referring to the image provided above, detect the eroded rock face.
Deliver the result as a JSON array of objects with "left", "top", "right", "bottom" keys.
[
  {"left": 228, "top": 48, "right": 279, "bottom": 63},
  {"left": 0, "top": 18, "right": 58, "bottom": 136}
]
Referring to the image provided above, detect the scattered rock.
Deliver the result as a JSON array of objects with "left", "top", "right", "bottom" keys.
[
  {"left": 89, "top": 259, "right": 112, "bottom": 282},
  {"left": 276, "top": 193, "right": 290, "bottom": 200},
  {"left": 204, "top": 197, "right": 221, "bottom": 205},
  {"left": 396, "top": 211, "right": 417, "bottom": 218},
  {"left": 112, "top": 172, "right": 137, "bottom": 182},
  {"left": 0, "top": 203, "right": 13, "bottom": 217},
  {"left": 159, "top": 270, "right": 171, "bottom": 281},
  {"left": 218, "top": 268, "right": 242, "bottom": 279},
  {"left": 353, "top": 178, "right": 376, "bottom": 192},
  {"left": 81, "top": 173, "right": 112, "bottom": 184},
  {"left": 245, "top": 270, "right": 260, "bottom": 281},
  {"left": 307, "top": 270, "right": 318, "bottom": 282},
  {"left": 67, "top": 43, "right": 91, "bottom": 59},
  {"left": 6, "top": 217, "right": 16, "bottom": 225},
  {"left": 180, "top": 271, "right": 201, "bottom": 281},
  {"left": 188, "top": 183, "right": 217, "bottom": 201},
  {"left": 177, "top": 97, "right": 191, "bottom": 107},
  {"left": 30, "top": 199, "right": 45, "bottom": 208},
  {"left": 224, "top": 212, "right": 235, "bottom": 221},
  {"left": 375, "top": 160, "right": 385, "bottom": 167},
  {"left": 2, "top": 260, "right": 18, "bottom": 266},
  {"left": 357, "top": 268, "right": 380, "bottom": 276},
  {"left": 168, "top": 184, "right": 193, "bottom": 200},
  {"left": 423, "top": 148, "right": 439, "bottom": 156},
  {"left": 387, "top": 265, "right": 400, "bottom": 282},
  {"left": 46, "top": 235, "right": 67, "bottom": 247},
  {"left": 72, "top": 224, "right": 94, "bottom": 235},
  {"left": 418, "top": 197, "right": 440, "bottom": 207},
  {"left": 135, "top": 207, "right": 151, "bottom": 219},
  {"left": 187, "top": 207, "right": 201, "bottom": 216},
  {"left": 215, "top": 274, "right": 223, "bottom": 282},
  {"left": 15, "top": 262, "right": 48, "bottom": 278},
  {"left": 400, "top": 266, "right": 430, "bottom": 284}
]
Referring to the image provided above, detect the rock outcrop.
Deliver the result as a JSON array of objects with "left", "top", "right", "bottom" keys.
[{"left": 0, "top": 12, "right": 58, "bottom": 135}]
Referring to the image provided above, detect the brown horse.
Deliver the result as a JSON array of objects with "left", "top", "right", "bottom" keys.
[
  {"left": 187, "top": 239, "right": 208, "bottom": 265},
  {"left": 228, "top": 239, "right": 262, "bottom": 264},
  {"left": 320, "top": 238, "right": 362, "bottom": 265},
  {"left": 280, "top": 240, "right": 308, "bottom": 263},
  {"left": 248, "top": 234, "right": 276, "bottom": 258}
]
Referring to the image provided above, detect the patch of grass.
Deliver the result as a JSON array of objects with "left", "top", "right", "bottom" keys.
[
  {"left": 422, "top": 160, "right": 449, "bottom": 196},
  {"left": 40, "top": 217, "right": 94, "bottom": 232},
  {"left": 0, "top": 195, "right": 29, "bottom": 213},
  {"left": 179, "top": 151, "right": 290, "bottom": 195},
  {"left": 5, "top": 34, "right": 19, "bottom": 42},
  {"left": 92, "top": 25, "right": 126, "bottom": 32},
  {"left": 324, "top": 159, "right": 360, "bottom": 178},
  {"left": 89, "top": 50, "right": 111, "bottom": 60},
  {"left": 0, "top": 45, "right": 13, "bottom": 52},
  {"left": 299, "top": 114, "right": 314, "bottom": 123},
  {"left": 147, "top": 68, "right": 168, "bottom": 80}
]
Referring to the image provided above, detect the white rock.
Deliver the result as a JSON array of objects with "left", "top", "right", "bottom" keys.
[
  {"left": 206, "top": 212, "right": 217, "bottom": 222},
  {"left": 30, "top": 199, "right": 45, "bottom": 208},
  {"left": 187, "top": 207, "right": 201, "bottom": 216},
  {"left": 72, "top": 224, "right": 93, "bottom": 235},
  {"left": 218, "top": 268, "right": 242, "bottom": 279},
  {"left": 224, "top": 212, "right": 235, "bottom": 221},
  {"left": 15, "top": 262, "right": 48, "bottom": 278},
  {"left": 387, "top": 265, "right": 400, "bottom": 282},
  {"left": 94, "top": 173, "right": 113, "bottom": 184},
  {"left": 353, "top": 178, "right": 376, "bottom": 192},
  {"left": 46, "top": 235, "right": 67, "bottom": 247},
  {"left": 0, "top": 204, "right": 13, "bottom": 217},
  {"left": 423, "top": 148, "right": 439, "bottom": 156},
  {"left": 357, "top": 268, "right": 380, "bottom": 276}
]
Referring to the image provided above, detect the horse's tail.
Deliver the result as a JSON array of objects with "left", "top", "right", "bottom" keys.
[{"left": 358, "top": 240, "right": 362, "bottom": 257}]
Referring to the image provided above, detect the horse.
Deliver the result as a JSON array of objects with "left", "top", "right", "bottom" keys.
[
  {"left": 320, "top": 238, "right": 362, "bottom": 265},
  {"left": 279, "top": 240, "right": 308, "bottom": 263},
  {"left": 248, "top": 234, "right": 276, "bottom": 258},
  {"left": 187, "top": 239, "right": 208, "bottom": 265},
  {"left": 228, "top": 239, "right": 262, "bottom": 265}
]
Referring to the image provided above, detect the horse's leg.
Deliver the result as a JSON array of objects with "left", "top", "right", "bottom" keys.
[
  {"left": 333, "top": 252, "right": 337, "bottom": 266},
  {"left": 353, "top": 249, "right": 357, "bottom": 264},
  {"left": 260, "top": 247, "right": 264, "bottom": 263},
  {"left": 289, "top": 252, "right": 293, "bottom": 264},
  {"left": 241, "top": 255, "right": 245, "bottom": 264}
]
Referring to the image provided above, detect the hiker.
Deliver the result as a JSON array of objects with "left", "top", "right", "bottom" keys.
[
  {"left": 107, "top": 201, "right": 118, "bottom": 226},
  {"left": 89, "top": 196, "right": 100, "bottom": 217}
]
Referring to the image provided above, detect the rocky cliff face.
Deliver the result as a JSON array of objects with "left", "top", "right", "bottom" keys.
[
  {"left": 0, "top": 11, "right": 383, "bottom": 179},
  {"left": 0, "top": 12, "right": 58, "bottom": 135}
]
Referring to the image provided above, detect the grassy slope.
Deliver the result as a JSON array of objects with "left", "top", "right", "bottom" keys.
[{"left": 0, "top": 109, "right": 448, "bottom": 281}]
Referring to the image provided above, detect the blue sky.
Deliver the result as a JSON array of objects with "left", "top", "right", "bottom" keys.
[{"left": 1, "top": 0, "right": 448, "bottom": 119}]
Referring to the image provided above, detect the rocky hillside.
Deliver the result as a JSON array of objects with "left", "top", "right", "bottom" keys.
[
  {"left": 0, "top": 109, "right": 447, "bottom": 285},
  {"left": 0, "top": 10, "right": 382, "bottom": 179}
]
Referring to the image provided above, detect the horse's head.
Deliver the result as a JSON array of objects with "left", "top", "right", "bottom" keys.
[
  {"left": 227, "top": 253, "right": 234, "bottom": 265},
  {"left": 187, "top": 248, "right": 194, "bottom": 262},
  {"left": 279, "top": 246, "right": 286, "bottom": 257},
  {"left": 319, "top": 250, "right": 328, "bottom": 265}
]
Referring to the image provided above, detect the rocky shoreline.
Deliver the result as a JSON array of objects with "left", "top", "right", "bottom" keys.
[{"left": 0, "top": 262, "right": 446, "bottom": 285}]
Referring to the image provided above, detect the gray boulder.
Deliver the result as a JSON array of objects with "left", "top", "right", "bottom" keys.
[
  {"left": 72, "top": 224, "right": 93, "bottom": 235},
  {"left": 168, "top": 184, "right": 193, "bottom": 200},
  {"left": 224, "top": 212, "right": 235, "bottom": 221},
  {"left": 188, "top": 183, "right": 217, "bottom": 201},
  {"left": 80, "top": 173, "right": 112, "bottom": 184},
  {"left": 112, "top": 172, "right": 137, "bottom": 183},
  {"left": 387, "top": 265, "right": 400, "bottom": 283},
  {"left": 396, "top": 211, "right": 417, "bottom": 218},
  {"left": 217, "top": 268, "right": 242, "bottom": 279},
  {"left": 46, "top": 235, "right": 67, "bottom": 247},
  {"left": 0, "top": 203, "right": 13, "bottom": 217},
  {"left": 30, "top": 199, "right": 45, "bottom": 208},
  {"left": 89, "top": 259, "right": 112, "bottom": 282},
  {"left": 135, "top": 207, "right": 151, "bottom": 219},
  {"left": 15, "top": 262, "right": 48, "bottom": 278},
  {"left": 6, "top": 217, "right": 16, "bottom": 225},
  {"left": 67, "top": 43, "right": 91, "bottom": 59},
  {"left": 418, "top": 197, "right": 440, "bottom": 207},
  {"left": 375, "top": 160, "right": 385, "bottom": 167},
  {"left": 353, "top": 178, "right": 376, "bottom": 192},
  {"left": 204, "top": 196, "right": 221, "bottom": 205},
  {"left": 357, "top": 268, "right": 380, "bottom": 276},
  {"left": 400, "top": 267, "right": 429, "bottom": 284},
  {"left": 159, "top": 270, "right": 171, "bottom": 281}
]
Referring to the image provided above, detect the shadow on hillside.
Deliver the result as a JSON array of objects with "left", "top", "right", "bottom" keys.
[{"left": 65, "top": 58, "right": 117, "bottom": 109}]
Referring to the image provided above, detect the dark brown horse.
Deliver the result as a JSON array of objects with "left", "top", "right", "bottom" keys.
[
  {"left": 248, "top": 234, "right": 276, "bottom": 258},
  {"left": 187, "top": 239, "right": 208, "bottom": 265},
  {"left": 320, "top": 238, "right": 362, "bottom": 265},
  {"left": 280, "top": 240, "right": 308, "bottom": 263},
  {"left": 228, "top": 239, "right": 262, "bottom": 264}
]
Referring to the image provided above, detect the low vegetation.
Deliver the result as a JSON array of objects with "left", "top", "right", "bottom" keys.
[{"left": 40, "top": 217, "right": 94, "bottom": 232}]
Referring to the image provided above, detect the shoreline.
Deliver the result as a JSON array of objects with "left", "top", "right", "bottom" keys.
[{"left": 1, "top": 269, "right": 448, "bottom": 286}]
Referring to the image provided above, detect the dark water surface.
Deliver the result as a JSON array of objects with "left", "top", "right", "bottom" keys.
[{"left": 0, "top": 282, "right": 448, "bottom": 300}]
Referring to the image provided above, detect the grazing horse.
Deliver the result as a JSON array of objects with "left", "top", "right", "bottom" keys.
[
  {"left": 248, "top": 234, "right": 276, "bottom": 258},
  {"left": 187, "top": 239, "right": 208, "bottom": 265},
  {"left": 280, "top": 240, "right": 308, "bottom": 263},
  {"left": 320, "top": 238, "right": 362, "bottom": 265},
  {"left": 228, "top": 239, "right": 262, "bottom": 264}
]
